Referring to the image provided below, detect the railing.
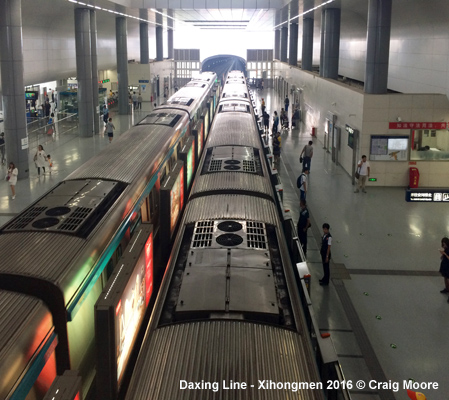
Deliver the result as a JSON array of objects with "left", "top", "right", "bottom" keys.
[
  {"left": 26, "top": 111, "right": 78, "bottom": 149},
  {"left": 258, "top": 119, "right": 352, "bottom": 400}
]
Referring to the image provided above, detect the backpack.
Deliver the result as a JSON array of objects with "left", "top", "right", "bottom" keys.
[{"left": 297, "top": 173, "right": 305, "bottom": 189}]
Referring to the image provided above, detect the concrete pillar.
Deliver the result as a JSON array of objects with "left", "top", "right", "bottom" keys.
[
  {"left": 280, "top": 27, "right": 288, "bottom": 62},
  {"left": 289, "top": 23, "right": 298, "bottom": 66},
  {"left": 140, "top": 9, "right": 149, "bottom": 64},
  {"left": 90, "top": 10, "right": 99, "bottom": 134},
  {"left": 274, "top": 30, "right": 281, "bottom": 60},
  {"left": 319, "top": 9, "right": 325, "bottom": 75},
  {"left": 302, "top": 18, "right": 314, "bottom": 71},
  {"left": 274, "top": 9, "right": 281, "bottom": 60},
  {"left": 167, "top": 9, "right": 174, "bottom": 59},
  {"left": 0, "top": 0, "right": 29, "bottom": 178},
  {"left": 320, "top": 8, "right": 341, "bottom": 79},
  {"left": 116, "top": 17, "right": 129, "bottom": 115},
  {"left": 156, "top": 10, "right": 163, "bottom": 61},
  {"left": 75, "top": 8, "right": 94, "bottom": 137},
  {"left": 364, "top": 0, "right": 392, "bottom": 94}
]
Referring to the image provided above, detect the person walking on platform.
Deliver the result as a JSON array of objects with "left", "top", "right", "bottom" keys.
[
  {"left": 6, "top": 162, "right": 18, "bottom": 199},
  {"left": 354, "top": 155, "right": 370, "bottom": 193},
  {"left": 284, "top": 96, "right": 290, "bottom": 112},
  {"left": 103, "top": 107, "right": 109, "bottom": 127},
  {"left": 297, "top": 199, "right": 311, "bottom": 257},
  {"left": 0, "top": 132, "right": 5, "bottom": 165},
  {"left": 320, "top": 223, "right": 332, "bottom": 286},
  {"left": 261, "top": 98, "right": 266, "bottom": 115},
  {"left": 34, "top": 145, "right": 48, "bottom": 176},
  {"left": 439, "top": 237, "right": 449, "bottom": 301},
  {"left": 132, "top": 92, "right": 138, "bottom": 109},
  {"left": 297, "top": 168, "right": 309, "bottom": 201},
  {"left": 300, "top": 141, "right": 314, "bottom": 172},
  {"left": 106, "top": 118, "right": 115, "bottom": 143}
]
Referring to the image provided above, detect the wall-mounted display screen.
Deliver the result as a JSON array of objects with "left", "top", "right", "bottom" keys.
[
  {"left": 346, "top": 125, "right": 357, "bottom": 149},
  {"left": 370, "top": 135, "right": 409, "bottom": 161},
  {"left": 25, "top": 91, "right": 39, "bottom": 100},
  {"left": 95, "top": 224, "right": 153, "bottom": 399}
]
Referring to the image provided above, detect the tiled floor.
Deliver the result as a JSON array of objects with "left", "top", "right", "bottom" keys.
[
  {"left": 254, "top": 88, "right": 448, "bottom": 400},
  {"left": 1, "top": 90, "right": 447, "bottom": 400}
]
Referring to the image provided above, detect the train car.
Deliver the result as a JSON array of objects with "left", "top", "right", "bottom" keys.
[
  {"left": 0, "top": 72, "right": 217, "bottom": 400},
  {"left": 124, "top": 73, "right": 324, "bottom": 400}
]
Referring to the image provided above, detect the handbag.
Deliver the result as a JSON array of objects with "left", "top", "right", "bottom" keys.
[
  {"left": 6, "top": 175, "right": 10, "bottom": 181},
  {"left": 355, "top": 167, "right": 360, "bottom": 179},
  {"left": 300, "top": 156, "right": 303, "bottom": 163}
]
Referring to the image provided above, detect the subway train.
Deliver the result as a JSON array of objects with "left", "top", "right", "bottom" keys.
[
  {"left": 124, "top": 72, "right": 325, "bottom": 400},
  {"left": 0, "top": 71, "right": 218, "bottom": 399}
]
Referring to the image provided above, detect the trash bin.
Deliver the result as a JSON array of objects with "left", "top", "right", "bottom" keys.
[
  {"left": 409, "top": 167, "right": 419, "bottom": 188},
  {"left": 311, "top": 127, "right": 316, "bottom": 136}
]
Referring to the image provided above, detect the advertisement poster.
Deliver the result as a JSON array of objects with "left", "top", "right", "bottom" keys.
[
  {"left": 170, "top": 168, "right": 184, "bottom": 235},
  {"left": 144, "top": 233, "right": 153, "bottom": 306},
  {"left": 115, "top": 264, "right": 145, "bottom": 385},
  {"left": 198, "top": 124, "right": 203, "bottom": 158},
  {"left": 115, "top": 231, "right": 153, "bottom": 386},
  {"left": 187, "top": 144, "right": 194, "bottom": 187}
]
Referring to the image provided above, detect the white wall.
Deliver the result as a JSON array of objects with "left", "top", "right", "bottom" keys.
[{"left": 275, "top": 62, "right": 449, "bottom": 187}]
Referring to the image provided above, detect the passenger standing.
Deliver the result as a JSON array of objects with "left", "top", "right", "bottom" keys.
[
  {"left": 0, "top": 132, "right": 5, "bottom": 165},
  {"left": 439, "top": 237, "right": 449, "bottom": 301},
  {"left": 44, "top": 100, "right": 51, "bottom": 118},
  {"left": 137, "top": 93, "right": 142, "bottom": 109},
  {"left": 297, "top": 199, "right": 311, "bottom": 257},
  {"left": 354, "top": 155, "right": 370, "bottom": 193},
  {"left": 263, "top": 111, "right": 270, "bottom": 133},
  {"left": 132, "top": 92, "right": 138, "bottom": 109},
  {"left": 297, "top": 168, "right": 309, "bottom": 201},
  {"left": 300, "top": 141, "right": 314, "bottom": 172},
  {"left": 320, "top": 223, "right": 332, "bottom": 286},
  {"left": 47, "top": 154, "right": 53, "bottom": 174},
  {"left": 284, "top": 96, "right": 290, "bottom": 112},
  {"left": 6, "top": 162, "right": 18, "bottom": 199},
  {"left": 272, "top": 133, "right": 281, "bottom": 165},
  {"left": 34, "top": 145, "right": 48, "bottom": 176},
  {"left": 272, "top": 111, "right": 279, "bottom": 136},
  {"left": 261, "top": 98, "right": 266, "bottom": 115},
  {"left": 103, "top": 107, "right": 109, "bottom": 126},
  {"left": 106, "top": 118, "right": 115, "bottom": 143}
]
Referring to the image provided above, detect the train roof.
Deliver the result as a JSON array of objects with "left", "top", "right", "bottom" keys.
[
  {"left": 0, "top": 291, "right": 52, "bottom": 399},
  {"left": 67, "top": 114, "right": 187, "bottom": 182},
  {"left": 184, "top": 195, "right": 278, "bottom": 225},
  {"left": 126, "top": 320, "right": 324, "bottom": 400},
  {"left": 206, "top": 108, "right": 261, "bottom": 149}
]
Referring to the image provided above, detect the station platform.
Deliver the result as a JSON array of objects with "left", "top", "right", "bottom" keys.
[
  {"left": 256, "top": 88, "right": 448, "bottom": 400},
  {"left": 0, "top": 90, "right": 447, "bottom": 400}
]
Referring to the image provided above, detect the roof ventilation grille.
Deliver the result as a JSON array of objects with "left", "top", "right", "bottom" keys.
[
  {"left": 7, "top": 207, "right": 47, "bottom": 230},
  {"left": 192, "top": 221, "right": 214, "bottom": 248}
]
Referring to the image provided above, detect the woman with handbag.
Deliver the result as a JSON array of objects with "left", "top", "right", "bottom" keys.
[
  {"left": 6, "top": 162, "right": 18, "bottom": 199},
  {"left": 34, "top": 145, "right": 48, "bottom": 176}
]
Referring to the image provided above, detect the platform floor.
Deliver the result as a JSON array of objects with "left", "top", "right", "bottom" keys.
[{"left": 0, "top": 91, "right": 447, "bottom": 400}]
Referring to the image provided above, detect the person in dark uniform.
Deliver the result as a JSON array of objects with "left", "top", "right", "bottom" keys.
[
  {"left": 297, "top": 199, "right": 311, "bottom": 257},
  {"left": 439, "top": 237, "right": 449, "bottom": 301},
  {"left": 320, "top": 223, "right": 332, "bottom": 286}
]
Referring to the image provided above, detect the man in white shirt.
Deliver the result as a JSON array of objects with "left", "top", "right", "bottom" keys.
[{"left": 354, "top": 155, "right": 370, "bottom": 193}]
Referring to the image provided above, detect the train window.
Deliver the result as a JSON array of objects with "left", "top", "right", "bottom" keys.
[
  {"left": 141, "top": 198, "right": 150, "bottom": 222},
  {"left": 138, "top": 113, "right": 181, "bottom": 127},
  {"left": 219, "top": 103, "right": 250, "bottom": 113},
  {"left": 115, "top": 244, "right": 122, "bottom": 266},
  {"left": 129, "top": 210, "right": 142, "bottom": 237}
]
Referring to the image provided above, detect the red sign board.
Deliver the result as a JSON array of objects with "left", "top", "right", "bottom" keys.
[{"left": 389, "top": 122, "right": 448, "bottom": 129}]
